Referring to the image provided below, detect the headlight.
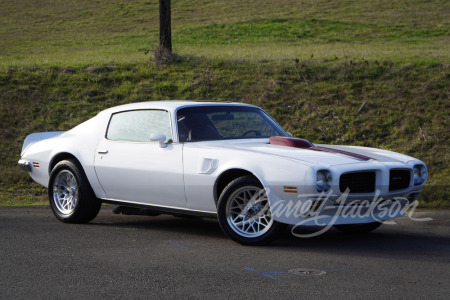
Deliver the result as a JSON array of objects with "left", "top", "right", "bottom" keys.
[
  {"left": 413, "top": 165, "right": 427, "bottom": 185},
  {"left": 316, "top": 170, "right": 332, "bottom": 192}
]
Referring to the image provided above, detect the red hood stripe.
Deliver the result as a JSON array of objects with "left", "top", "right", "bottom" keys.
[
  {"left": 310, "top": 146, "right": 371, "bottom": 161},
  {"left": 269, "top": 136, "right": 371, "bottom": 161}
]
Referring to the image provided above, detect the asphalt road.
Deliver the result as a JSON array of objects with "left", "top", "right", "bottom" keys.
[{"left": 1, "top": 206, "right": 449, "bottom": 299}]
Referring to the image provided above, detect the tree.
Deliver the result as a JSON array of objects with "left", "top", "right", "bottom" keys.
[{"left": 159, "top": 0, "right": 172, "bottom": 53}]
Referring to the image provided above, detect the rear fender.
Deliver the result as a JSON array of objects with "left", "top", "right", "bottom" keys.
[{"left": 21, "top": 132, "right": 65, "bottom": 155}]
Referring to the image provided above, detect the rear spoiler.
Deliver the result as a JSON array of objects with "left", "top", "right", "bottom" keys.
[{"left": 21, "top": 131, "right": 65, "bottom": 155}]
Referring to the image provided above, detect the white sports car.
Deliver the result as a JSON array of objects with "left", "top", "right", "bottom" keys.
[{"left": 18, "top": 101, "right": 428, "bottom": 245}]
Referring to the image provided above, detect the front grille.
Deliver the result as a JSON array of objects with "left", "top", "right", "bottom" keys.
[
  {"left": 389, "top": 169, "right": 411, "bottom": 191},
  {"left": 340, "top": 171, "right": 376, "bottom": 193}
]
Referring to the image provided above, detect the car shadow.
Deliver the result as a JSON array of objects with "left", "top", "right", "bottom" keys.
[
  {"left": 88, "top": 206, "right": 450, "bottom": 260},
  {"left": 269, "top": 224, "right": 450, "bottom": 262},
  {"left": 90, "top": 213, "right": 227, "bottom": 240}
]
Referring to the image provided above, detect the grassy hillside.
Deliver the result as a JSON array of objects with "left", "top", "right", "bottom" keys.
[
  {"left": 1, "top": 0, "right": 448, "bottom": 66},
  {"left": 0, "top": 0, "right": 448, "bottom": 207}
]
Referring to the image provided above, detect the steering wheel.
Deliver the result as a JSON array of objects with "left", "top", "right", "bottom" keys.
[{"left": 241, "top": 130, "right": 262, "bottom": 137}]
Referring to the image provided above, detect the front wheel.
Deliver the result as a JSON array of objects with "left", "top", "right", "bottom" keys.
[
  {"left": 49, "top": 160, "right": 101, "bottom": 223},
  {"left": 217, "top": 176, "right": 285, "bottom": 245},
  {"left": 334, "top": 222, "right": 382, "bottom": 234}
]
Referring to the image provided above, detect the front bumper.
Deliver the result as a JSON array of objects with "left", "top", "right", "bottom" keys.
[
  {"left": 271, "top": 194, "right": 420, "bottom": 226},
  {"left": 18, "top": 159, "right": 32, "bottom": 172}
]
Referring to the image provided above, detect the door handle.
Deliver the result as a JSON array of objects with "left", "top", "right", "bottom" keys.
[{"left": 97, "top": 150, "right": 109, "bottom": 154}]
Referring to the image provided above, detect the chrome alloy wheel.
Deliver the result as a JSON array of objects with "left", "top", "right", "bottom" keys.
[
  {"left": 225, "top": 186, "right": 274, "bottom": 238},
  {"left": 52, "top": 170, "right": 79, "bottom": 215}
]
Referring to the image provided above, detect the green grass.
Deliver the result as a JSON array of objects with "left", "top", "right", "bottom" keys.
[
  {"left": 0, "top": 0, "right": 448, "bottom": 67},
  {"left": 0, "top": 0, "right": 449, "bottom": 207},
  {"left": 176, "top": 19, "right": 448, "bottom": 44}
]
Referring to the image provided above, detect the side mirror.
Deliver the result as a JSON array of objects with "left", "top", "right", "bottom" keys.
[{"left": 150, "top": 134, "right": 167, "bottom": 148}]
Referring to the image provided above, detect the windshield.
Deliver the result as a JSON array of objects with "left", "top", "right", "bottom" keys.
[{"left": 177, "top": 106, "right": 287, "bottom": 142}]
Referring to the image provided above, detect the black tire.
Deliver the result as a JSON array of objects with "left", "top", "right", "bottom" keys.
[
  {"left": 48, "top": 159, "right": 101, "bottom": 223},
  {"left": 217, "top": 176, "right": 286, "bottom": 245},
  {"left": 334, "top": 222, "right": 382, "bottom": 234}
]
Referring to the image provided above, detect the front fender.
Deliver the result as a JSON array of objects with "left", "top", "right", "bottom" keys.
[{"left": 182, "top": 143, "right": 312, "bottom": 212}]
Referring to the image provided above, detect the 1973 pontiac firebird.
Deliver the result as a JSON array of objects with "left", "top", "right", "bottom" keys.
[{"left": 18, "top": 101, "right": 428, "bottom": 245}]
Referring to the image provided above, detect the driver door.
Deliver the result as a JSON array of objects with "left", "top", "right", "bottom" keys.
[{"left": 94, "top": 109, "right": 186, "bottom": 208}]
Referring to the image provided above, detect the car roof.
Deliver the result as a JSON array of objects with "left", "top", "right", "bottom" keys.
[{"left": 100, "top": 100, "right": 257, "bottom": 115}]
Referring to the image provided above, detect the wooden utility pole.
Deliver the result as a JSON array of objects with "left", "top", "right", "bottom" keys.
[{"left": 159, "top": 0, "right": 172, "bottom": 52}]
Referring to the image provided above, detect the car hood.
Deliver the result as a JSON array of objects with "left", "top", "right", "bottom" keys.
[{"left": 197, "top": 139, "right": 414, "bottom": 167}]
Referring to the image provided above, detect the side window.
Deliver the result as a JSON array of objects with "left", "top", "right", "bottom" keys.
[{"left": 107, "top": 110, "right": 172, "bottom": 142}]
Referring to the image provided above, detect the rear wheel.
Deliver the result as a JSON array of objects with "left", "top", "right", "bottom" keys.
[
  {"left": 49, "top": 160, "right": 101, "bottom": 223},
  {"left": 334, "top": 222, "right": 382, "bottom": 234},
  {"left": 217, "top": 176, "right": 285, "bottom": 245}
]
